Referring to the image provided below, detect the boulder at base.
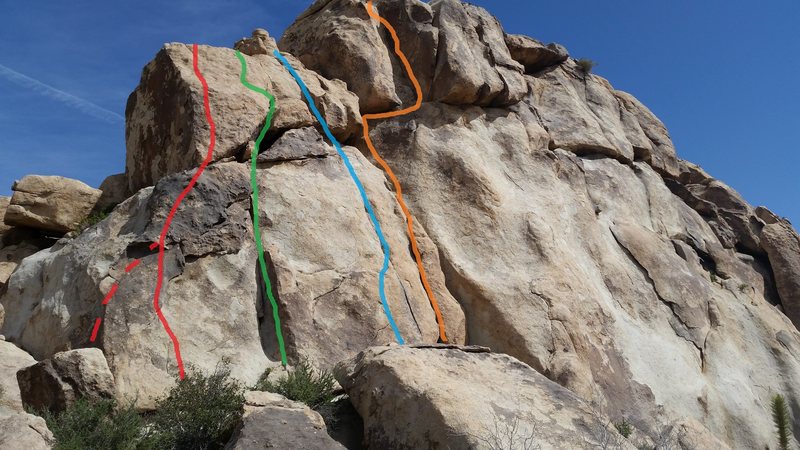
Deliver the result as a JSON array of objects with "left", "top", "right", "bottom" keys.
[
  {"left": 4, "top": 175, "right": 101, "bottom": 234},
  {"left": 225, "top": 391, "right": 346, "bottom": 450},
  {"left": 337, "top": 345, "right": 632, "bottom": 449}
]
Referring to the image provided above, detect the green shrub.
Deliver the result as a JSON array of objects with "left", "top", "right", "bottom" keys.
[
  {"left": 145, "top": 362, "right": 245, "bottom": 449},
  {"left": 76, "top": 212, "right": 109, "bottom": 234},
  {"left": 615, "top": 418, "right": 633, "bottom": 439},
  {"left": 254, "top": 360, "right": 336, "bottom": 410},
  {"left": 576, "top": 58, "right": 597, "bottom": 73},
  {"left": 40, "top": 398, "right": 144, "bottom": 450},
  {"left": 771, "top": 394, "right": 793, "bottom": 450}
]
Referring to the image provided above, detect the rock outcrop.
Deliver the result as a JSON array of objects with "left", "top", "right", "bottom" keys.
[
  {"left": 124, "top": 44, "right": 361, "bottom": 191},
  {"left": 0, "top": 1, "right": 798, "bottom": 448},
  {"left": 4, "top": 175, "right": 101, "bottom": 234},
  {"left": 505, "top": 33, "right": 569, "bottom": 73},
  {"left": 95, "top": 173, "right": 129, "bottom": 213},
  {"left": 225, "top": 391, "right": 346, "bottom": 450},
  {"left": 17, "top": 348, "right": 115, "bottom": 412}
]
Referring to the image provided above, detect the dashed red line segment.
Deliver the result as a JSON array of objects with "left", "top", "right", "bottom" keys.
[
  {"left": 102, "top": 283, "right": 120, "bottom": 305},
  {"left": 125, "top": 259, "right": 141, "bottom": 273},
  {"left": 90, "top": 252, "right": 153, "bottom": 342},
  {"left": 90, "top": 318, "right": 102, "bottom": 342}
]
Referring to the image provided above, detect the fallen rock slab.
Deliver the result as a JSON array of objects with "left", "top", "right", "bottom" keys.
[
  {"left": 4, "top": 176, "right": 101, "bottom": 234},
  {"left": 17, "top": 348, "right": 115, "bottom": 413},
  {"left": 225, "top": 391, "right": 346, "bottom": 450},
  {"left": 337, "top": 345, "right": 632, "bottom": 449}
]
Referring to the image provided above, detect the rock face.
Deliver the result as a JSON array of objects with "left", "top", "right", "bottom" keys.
[
  {"left": 256, "top": 128, "right": 464, "bottom": 368},
  {"left": 365, "top": 100, "right": 800, "bottom": 448},
  {"left": 4, "top": 175, "right": 101, "bottom": 234},
  {"left": 759, "top": 216, "right": 800, "bottom": 327},
  {"left": 225, "top": 391, "right": 346, "bottom": 450},
  {"left": 1, "top": 162, "right": 272, "bottom": 409},
  {"left": 338, "top": 345, "right": 634, "bottom": 449},
  {"left": 0, "top": 340, "right": 36, "bottom": 411},
  {"left": 125, "top": 44, "right": 361, "bottom": 192},
  {"left": 17, "top": 348, "right": 115, "bottom": 412},
  {"left": 1, "top": 1, "right": 799, "bottom": 448}
]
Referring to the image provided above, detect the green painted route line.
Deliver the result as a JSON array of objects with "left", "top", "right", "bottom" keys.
[{"left": 235, "top": 50, "right": 288, "bottom": 366}]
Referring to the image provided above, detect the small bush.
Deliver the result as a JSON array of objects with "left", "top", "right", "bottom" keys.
[
  {"left": 40, "top": 398, "right": 144, "bottom": 450},
  {"left": 474, "top": 416, "right": 541, "bottom": 450},
  {"left": 615, "top": 418, "right": 633, "bottom": 439},
  {"left": 146, "top": 362, "right": 245, "bottom": 449},
  {"left": 76, "top": 212, "right": 109, "bottom": 234},
  {"left": 771, "top": 394, "right": 793, "bottom": 450},
  {"left": 255, "top": 360, "right": 335, "bottom": 410},
  {"left": 576, "top": 58, "right": 597, "bottom": 73}
]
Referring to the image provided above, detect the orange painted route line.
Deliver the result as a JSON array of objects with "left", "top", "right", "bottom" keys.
[{"left": 362, "top": 0, "right": 448, "bottom": 342}]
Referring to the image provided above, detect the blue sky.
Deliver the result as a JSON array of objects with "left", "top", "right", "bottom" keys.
[{"left": 0, "top": 0, "right": 798, "bottom": 225}]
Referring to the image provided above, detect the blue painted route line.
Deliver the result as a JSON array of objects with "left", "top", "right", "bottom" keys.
[{"left": 273, "top": 49, "right": 405, "bottom": 345}]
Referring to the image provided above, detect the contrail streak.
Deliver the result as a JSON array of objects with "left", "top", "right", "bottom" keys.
[{"left": 0, "top": 63, "right": 124, "bottom": 123}]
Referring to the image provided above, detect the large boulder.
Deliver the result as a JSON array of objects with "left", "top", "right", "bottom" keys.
[
  {"left": 280, "top": 0, "right": 401, "bottom": 113},
  {"left": 17, "top": 348, "right": 115, "bottom": 413},
  {"left": 3, "top": 176, "right": 101, "bottom": 234},
  {"left": 338, "top": 345, "right": 635, "bottom": 449},
  {"left": 0, "top": 240, "right": 41, "bottom": 291},
  {"left": 0, "top": 197, "right": 10, "bottom": 236},
  {"left": 668, "top": 161, "right": 764, "bottom": 254},
  {"left": 0, "top": 407, "right": 54, "bottom": 450},
  {"left": 95, "top": 173, "right": 129, "bottom": 213},
  {"left": 428, "top": 0, "right": 526, "bottom": 106},
  {"left": 280, "top": 0, "right": 526, "bottom": 109},
  {"left": 522, "top": 61, "right": 662, "bottom": 165},
  {"left": 225, "top": 391, "right": 346, "bottom": 450},
  {"left": 0, "top": 340, "right": 36, "bottom": 411},
  {"left": 125, "top": 44, "right": 361, "bottom": 191},
  {"left": 364, "top": 101, "right": 800, "bottom": 449},
  {"left": 505, "top": 33, "right": 569, "bottom": 73}
]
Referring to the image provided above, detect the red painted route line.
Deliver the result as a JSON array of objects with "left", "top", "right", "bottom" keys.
[
  {"left": 102, "top": 283, "right": 120, "bottom": 305},
  {"left": 90, "top": 252, "right": 153, "bottom": 343},
  {"left": 90, "top": 318, "right": 102, "bottom": 342},
  {"left": 124, "top": 259, "right": 141, "bottom": 273},
  {"left": 151, "top": 43, "right": 216, "bottom": 380}
]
